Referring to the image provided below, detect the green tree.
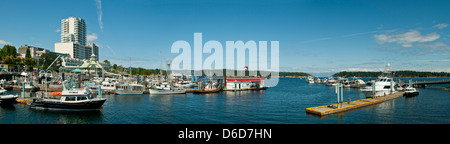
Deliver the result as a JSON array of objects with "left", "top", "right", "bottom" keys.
[
  {"left": 1, "top": 45, "right": 17, "bottom": 57},
  {"left": 38, "top": 53, "right": 61, "bottom": 71},
  {"left": 23, "top": 57, "right": 36, "bottom": 67},
  {"left": 25, "top": 48, "right": 31, "bottom": 58}
]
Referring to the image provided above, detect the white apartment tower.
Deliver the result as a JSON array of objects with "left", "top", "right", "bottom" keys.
[
  {"left": 61, "top": 17, "right": 86, "bottom": 45},
  {"left": 55, "top": 16, "right": 98, "bottom": 60}
]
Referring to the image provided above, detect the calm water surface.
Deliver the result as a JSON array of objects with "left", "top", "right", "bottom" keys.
[{"left": 1, "top": 78, "right": 450, "bottom": 124}]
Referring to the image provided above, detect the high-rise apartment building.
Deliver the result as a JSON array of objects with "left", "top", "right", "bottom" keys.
[
  {"left": 55, "top": 16, "right": 98, "bottom": 60},
  {"left": 61, "top": 17, "right": 86, "bottom": 46}
]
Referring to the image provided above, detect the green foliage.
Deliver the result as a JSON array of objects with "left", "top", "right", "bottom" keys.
[
  {"left": 38, "top": 52, "right": 61, "bottom": 71},
  {"left": 25, "top": 48, "right": 31, "bottom": 58},
  {"left": 279, "top": 72, "right": 312, "bottom": 77},
  {"left": 1, "top": 45, "right": 17, "bottom": 57}
]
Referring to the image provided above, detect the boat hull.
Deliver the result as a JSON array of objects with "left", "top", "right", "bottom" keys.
[
  {"left": 361, "top": 89, "right": 396, "bottom": 98},
  {"left": 404, "top": 91, "right": 419, "bottom": 97},
  {"left": 115, "top": 90, "right": 144, "bottom": 95},
  {"left": 149, "top": 88, "right": 186, "bottom": 95},
  {"left": 0, "top": 95, "right": 18, "bottom": 104},
  {"left": 193, "top": 88, "right": 221, "bottom": 94},
  {"left": 31, "top": 99, "right": 106, "bottom": 110}
]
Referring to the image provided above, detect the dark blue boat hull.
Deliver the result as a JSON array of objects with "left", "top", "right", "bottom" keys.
[{"left": 31, "top": 99, "right": 106, "bottom": 110}]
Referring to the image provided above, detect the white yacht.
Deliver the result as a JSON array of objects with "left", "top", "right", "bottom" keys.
[{"left": 360, "top": 64, "right": 397, "bottom": 98}]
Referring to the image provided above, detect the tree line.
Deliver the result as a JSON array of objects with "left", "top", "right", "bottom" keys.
[{"left": 333, "top": 71, "right": 450, "bottom": 77}]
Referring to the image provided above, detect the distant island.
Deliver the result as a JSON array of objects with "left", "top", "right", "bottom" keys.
[
  {"left": 332, "top": 71, "right": 450, "bottom": 78},
  {"left": 278, "top": 72, "right": 312, "bottom": 77}
]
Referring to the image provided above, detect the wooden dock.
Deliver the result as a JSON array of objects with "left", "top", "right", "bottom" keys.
[{"left": 306, "top": 92, "right": 405, "bottom": 117}]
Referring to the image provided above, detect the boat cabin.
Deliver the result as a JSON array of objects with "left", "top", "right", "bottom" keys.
[
  {"left": 118, "top": 84, "right": 144, "bottom": 91},
  {"left": 225, "top": 78, "right": 265, "bottom": 90}
]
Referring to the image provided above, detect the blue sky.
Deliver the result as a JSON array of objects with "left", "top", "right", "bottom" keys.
[{"left": 1, "top": 0, "right": 450, "bottom": 76}]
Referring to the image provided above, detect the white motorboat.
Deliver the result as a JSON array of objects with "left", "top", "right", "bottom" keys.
[
  {"left": 0, "top": 87, "right": 18, "bottom": 104},
  {"left": 404, "top": 80, "right": 419, "bottom": 97},
  {"left": 360, "top": 64, "right": 397, "bottom": 98},
  {"left": 404, "top": 86, "right": 419, "bottom": 97}
]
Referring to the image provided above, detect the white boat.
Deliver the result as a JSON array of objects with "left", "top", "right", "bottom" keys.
[
  {"left": 0, "top": 87, "right": 18, "bottom": 104},
  {"left": 101, "top": 81, "right": 117, "bottom": 91},
  {"left": 404, "top": 86, "right": 419, "bottom": 97},
  {"left": 115, "top": 83, "right": 145, "bottom": 95},
  {"left": 174, "top": 81, "right": 195, "bottom": 88},
  {"left": 306, "top": 77, "right": 314, "bottom": 84},
  {"left": 325, "top": 78, "right": 337, "bottom": 86},
  {"left": 360, "top": 64, "right": 397, "bottom": 98},
  {"left": 30, "top": 80, "right": 106, "bottom": 110},
  {"left": 404, "top": 80, "right": 418, "bottom": 97},
  {"left": 348, "top": 79, "right": 366, "bottom": 88}
]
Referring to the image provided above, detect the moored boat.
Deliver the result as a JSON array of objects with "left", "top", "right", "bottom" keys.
[
  {"left": 149, "top": 87, "right": 186, "bottom": 94},
  {"left": 193, "top": 79, "right": 223, "bottom": 94},
  {"left": 0, "top": 87, "right": 18, "bottom": 104},
  {"left": 30, "top": 80, "right": 106, "bottom": 110},
  {"left": 115, "top": 83, "right": 145, "bottom": 95},
  {"left": 404, "top": 86, "right": 419, "bottom": 97},
  {"left": 360, "top": 64, "right": 397, "bottom": 98}
]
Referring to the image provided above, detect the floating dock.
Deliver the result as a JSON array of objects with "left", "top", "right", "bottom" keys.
[{"left": 306, "top": 92, "right": 405, "bottom": 117}]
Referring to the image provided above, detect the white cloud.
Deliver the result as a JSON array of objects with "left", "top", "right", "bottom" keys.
[
  {"left": 433, "top": 23, "right": 448, "bottom": 29},
  {"left": 416, "top": 41, "right": 450, "bottom": 54},
  {"left": 0, "top": 40, "right": 12, "bottom": 45},
  {"left": 95, "top": 0, "right": 103, "bottom": 32},
  {"left": 374, "top": 29, "right": 440, "bottom": 47},
  {"left": 87, "top": 33, "right": 98, "bottom": 42}
]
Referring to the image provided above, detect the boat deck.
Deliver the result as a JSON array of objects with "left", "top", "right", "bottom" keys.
[{"left": 306, "top": 92, "right": 405, "bottom": 117}]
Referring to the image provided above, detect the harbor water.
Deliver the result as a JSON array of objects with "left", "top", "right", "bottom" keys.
[{"left": 1, "top": 78, "right": 450, "bottom": 124}]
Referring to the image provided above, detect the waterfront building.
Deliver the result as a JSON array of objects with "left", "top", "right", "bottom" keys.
[
  {"left": 18, "top": 45, "right": 51, "bottom": 60},
  {"left": 225, "top": 78, "right": 266, "bottom": 90}
]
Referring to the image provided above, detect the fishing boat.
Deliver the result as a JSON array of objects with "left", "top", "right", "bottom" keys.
[
  {"left": 115, "top": 83, "right": 145, "bottom": 95},
  {"left": 30, "top": 79, "right": 106, "bottom": 110},
  {"left": 193, "top": 79, "right": 223, "bottom": 94},
  {"left": 360, "top": 64, "right": 397, "bottom": 98},
  {"left": 0, "top": 87, "right": 18, "bottom": 104}
]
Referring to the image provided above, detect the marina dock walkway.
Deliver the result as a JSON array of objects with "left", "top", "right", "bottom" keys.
[{"left": 306, "top": 92, "right": 405, "bottom": 117}]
